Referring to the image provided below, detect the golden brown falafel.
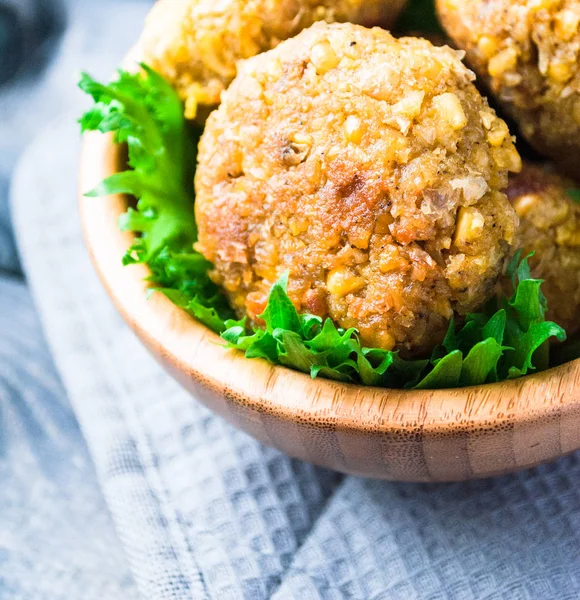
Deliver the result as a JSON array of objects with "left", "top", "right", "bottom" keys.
[
  {"left": 137, "top": 0, "right": 408, "bottom": 120},
  {"left": 506, "top": 164, "right": 580, "bottom": 335},
  {"left": 437, "top": 0, "right": 580, "bottom": 178},
  {"left": 195, "top": 22, "right": 521, "bottom": 355}
]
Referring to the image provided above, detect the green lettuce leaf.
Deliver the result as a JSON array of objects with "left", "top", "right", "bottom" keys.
[
  {"left": 79, "top": 67, "right": 235, "bottom": 331},
  {"left": 259, "top": 273, "right": 301, "bottom": 334},
  {"left": 460, "top": 339, "right": 505, "bottom": 386},
  {"left": 501, "top": 253, "right": 566, "bottom": 377},
  {"left": 414, "top": 351, "right": 463, "bottom": 390},
  {"left": 222, "top": 252, "right": 566, "bottom": 390}
]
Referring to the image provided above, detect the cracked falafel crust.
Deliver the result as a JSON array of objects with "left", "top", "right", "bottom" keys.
[
  {"left": 507, "top": 164, "right": 580, "bottom": 336},
  {"left": 137, "top": 0, "right": 407, "bottom": 120},
  {"left": 195, "top": 22, "right": 521, "bottom": 356},
  {"left": 437, "top": 0, "right": 580, "bottom": 178}
]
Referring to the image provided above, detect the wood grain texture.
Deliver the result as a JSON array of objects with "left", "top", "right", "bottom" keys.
[{"left": 79, "top": 131, "right": 580, "bottom": 482}]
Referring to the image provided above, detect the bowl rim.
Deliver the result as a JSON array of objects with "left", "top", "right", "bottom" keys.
[{"left": 79, "top": 131, "right": 580, "bottom": 436}]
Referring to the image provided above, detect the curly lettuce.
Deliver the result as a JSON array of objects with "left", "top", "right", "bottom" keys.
[{"left": 79, "top": 66, "right": 234, "bottom": 329}]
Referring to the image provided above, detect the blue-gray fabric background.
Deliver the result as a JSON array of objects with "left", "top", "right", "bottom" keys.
[
  {"left": 2, "top": 2, "right": 580, "bottom": 599},
  {"left": 0, "top": 1, "right": 145, "bottom": 597}
]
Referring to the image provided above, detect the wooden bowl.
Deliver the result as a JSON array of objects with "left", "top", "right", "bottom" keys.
[{"left": 79, "top": 131, "right": 580, "bottom": 482}]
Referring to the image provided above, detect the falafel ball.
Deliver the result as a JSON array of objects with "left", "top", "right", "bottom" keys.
[
  {"left": 437, "top": 0, "right": 580, "bottom": 178},
  {"left": 195, "top": 22, "right": 521, "bottom": 355},
  {"left": 137, "top": 0, "right": 408, "bottom": 121},
  {"left": 506, "top": 164, "right": 580, "bottom": 335}
]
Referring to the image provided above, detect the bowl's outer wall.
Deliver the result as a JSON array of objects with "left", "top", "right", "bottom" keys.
[{"left": 79, "top": 132, "right": 580, "bottom": 482}]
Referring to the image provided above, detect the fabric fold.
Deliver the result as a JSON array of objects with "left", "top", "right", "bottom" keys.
[{"left": 0, "top": 276, "right": 137, "bottom": 599}]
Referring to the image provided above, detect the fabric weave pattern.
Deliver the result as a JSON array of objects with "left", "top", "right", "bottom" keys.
[{"left": 0, "top": 277, "right": 137, "bottom": 600}]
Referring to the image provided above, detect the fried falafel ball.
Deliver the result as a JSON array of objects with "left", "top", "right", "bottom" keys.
[
  {"left": 137, "top": 0, "right": 408, "bottom": 121},
  {"left": 195, "top": 23, "right": 521, "bottom": 355},
  {"left": 506, "top": 164, "right": 580, "bottom": 335},
  {"left": 437, "top": 0, "right": 580, "bottom": 178}
]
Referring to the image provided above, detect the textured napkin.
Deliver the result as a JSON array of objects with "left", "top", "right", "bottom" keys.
[
  {"left": 0, "top": 0, "right": 147, "bottom": 597},
  {"left": 11, "top": 108, "right": 580, "bottom": 599},
  {"left": 0, "top": 276, "right": 137, "bottom": 600}
]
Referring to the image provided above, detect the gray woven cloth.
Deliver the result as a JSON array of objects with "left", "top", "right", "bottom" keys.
[
  {"left": 0, "top": 278, "right": 137, "bottom": 600},
  {"left": 0, "top": 0, "right": 147, "bottom": 597},
  {"left": 6, "top": 0, "right": 580, "bottom": 598}
]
